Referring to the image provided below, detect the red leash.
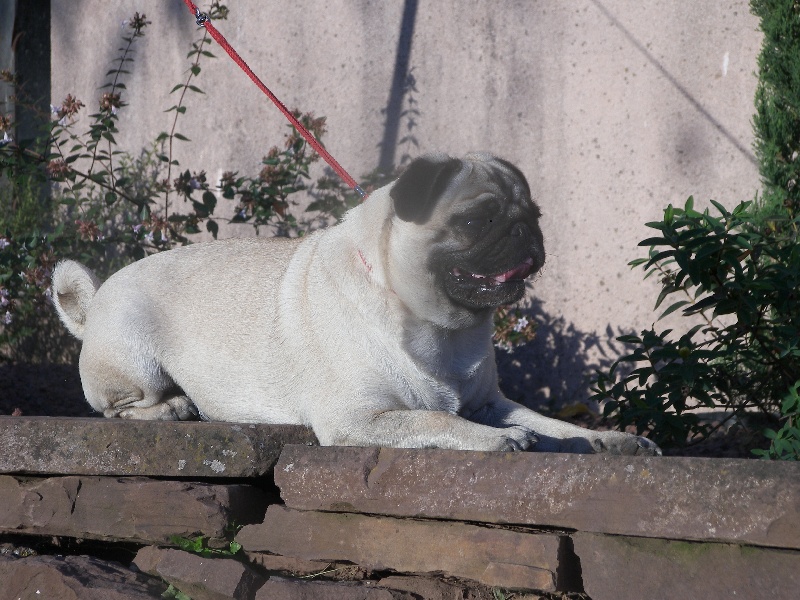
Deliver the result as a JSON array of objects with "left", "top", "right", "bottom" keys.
[{"left": 181, "top": 0, "right": 365, "bottom": 198}]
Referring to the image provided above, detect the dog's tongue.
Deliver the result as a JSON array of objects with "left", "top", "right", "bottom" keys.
[
  {"left": 453, "top": 257, "right": 536, "bottom": 284},
  {"left": 491, "top": 257, "right": 536, "bottom": 283}
]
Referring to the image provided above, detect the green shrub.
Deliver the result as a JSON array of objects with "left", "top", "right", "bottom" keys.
[
  {"left": 590, "top": 197, "right": 799, "bottom": 453},
  {"left": 591, "top": 1, "right": 800, "bottom": 459},
  {"left": 751, "top": 0, "right": 800, "bottom": 221}
]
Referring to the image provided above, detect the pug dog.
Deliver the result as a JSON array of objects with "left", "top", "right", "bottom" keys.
[{"left": 52, "top": 153, "right": 660, "bottom": 455}]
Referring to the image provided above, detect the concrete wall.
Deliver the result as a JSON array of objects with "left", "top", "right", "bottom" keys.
[{"left": 49, "top": 1, "right": 763, "bottom": 406}]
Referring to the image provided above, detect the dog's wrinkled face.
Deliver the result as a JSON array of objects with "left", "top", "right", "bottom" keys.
[{"left": 390, "top": 153, "right": 545, "bottom": 319}]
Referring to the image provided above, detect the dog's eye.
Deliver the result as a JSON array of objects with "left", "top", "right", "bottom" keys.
[
  {"left": 454, "top": 213, "right": 492, "bottom": 233},
  {"left": 453, "top": 211, "right": 493, "bottom": 234}
]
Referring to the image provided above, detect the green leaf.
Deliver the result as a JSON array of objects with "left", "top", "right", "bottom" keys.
[
  {"left": 638, "top": 237, "right": 669, "bottom": 247},
  {"left": 684, "top": 294, "right": 718, "bottom": 315},
  {"left": 654, "top": 284, "right": 680, "bottom": 310},
  {"left": 781, "top": 383, "right": 800, "bottom": 414},
  {"left": 644, "top": 221, "right": 667, "bottom": 230},
  {"left": 731, "top": 201, "right": 751, "bottom": 216},
  {"left": 163, "top": 584, "right": 193, "bottom": 600},
  {"left": 709, "top": 199, "right": 730, "bottom": 218},
  {"left": 643, "top": 254, "right": 675, "bottom": 274},
  {"left": 659, "top": 300, "right": 691, "bottom": 320}
]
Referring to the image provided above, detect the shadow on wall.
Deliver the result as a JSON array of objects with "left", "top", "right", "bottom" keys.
[
  {"left": 588, "top": 0, "right": 756, "bottom": 166},
  {"left": 378, "top": 0, "right": 419, "bottom": 173},
  {"left": 496, "top": 298, "right": 631, "bottom": 412}
]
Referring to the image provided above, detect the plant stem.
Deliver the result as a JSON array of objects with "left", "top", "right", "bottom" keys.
[
  {"left": 164, "top": 30, "right": 209, "bottom": 219},
  {"left": 88, "top": 32, "right": 137, "bottom": 181},
  {"left": 6, "top": 144, "right": 136, "bottom": 206}
]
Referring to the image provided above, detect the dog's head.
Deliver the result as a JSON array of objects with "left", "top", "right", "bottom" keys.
[{"left": 386, "top": 153, "right": 545, "bottom": 327}]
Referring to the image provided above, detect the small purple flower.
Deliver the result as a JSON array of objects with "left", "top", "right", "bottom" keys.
[
  {"left": 513, "top": 316, "right": 529, "bottom": 333},
  {"left": 50, "top": 106, "right": 67, "bottom": 126}
]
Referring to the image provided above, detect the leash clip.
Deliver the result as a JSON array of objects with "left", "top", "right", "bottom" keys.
[{"left": 194, "top": 9, "right": 209, "bottom": 27}]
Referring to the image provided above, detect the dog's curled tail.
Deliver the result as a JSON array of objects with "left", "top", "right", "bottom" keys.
[{"left": 51, "top": 260, "right": 102, "bottom": 340}]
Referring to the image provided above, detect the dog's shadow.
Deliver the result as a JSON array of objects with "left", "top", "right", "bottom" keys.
[
  {"left": 495, "top": 298, "right": 629, "bottom": 413},
  {"left": 3, "top": 298, "right": 627, "bottom": 419}
]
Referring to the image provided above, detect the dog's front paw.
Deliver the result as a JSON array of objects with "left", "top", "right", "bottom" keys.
[
  {"left": 493, "top": 426, "right": 539, "bottom": 452},
  {"left": 592, "top": 431, "right": 661, "bottom": 456}
]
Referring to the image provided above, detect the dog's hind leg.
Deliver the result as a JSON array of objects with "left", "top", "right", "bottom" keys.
[
  {"left": 114, "top": 395, "right": 198, "bottom": 420},
  {"left": 79, "top": 347, "right": 198, "bottom": 421},
  {"left": 90, "top": 380, "right": 199, "bottom": 421}
]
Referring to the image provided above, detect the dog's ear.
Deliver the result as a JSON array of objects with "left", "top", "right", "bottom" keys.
[
  {"left": 390, "top": 155, "right": 462, "bottom": 224},
  {"left": 493, "top": 157, "right": 532, "bottom": 201}
]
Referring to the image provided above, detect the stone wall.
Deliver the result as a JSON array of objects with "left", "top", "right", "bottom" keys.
[
  {"left": 1, "top": 416, "right": 798, "bottom": 599},
  {"left": 44, "top": 0, "right": 764, "bottom": 405}
]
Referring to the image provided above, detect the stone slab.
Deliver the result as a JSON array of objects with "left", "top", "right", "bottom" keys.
[
  {"left": 275, "top": 445, "right": 800, "bottom": 550},
  {"left": 0, "top": 416, "right": 317, "bottom": 477},
  {"left": 377, "top": 576, "right": 508, "bottom": 600},
  {"left": 237, "top": 505, "right": 562, "bottom": 591},
  {"left": 255, "top": 578, "right": 416, "bottom": 600},
  {"left": 573, "top": 532, "right": 800, "bottom": 600},
  {"left": 0, "top": 475, "right": 266, "bottom": 544},
  {"left": 0, "top": 554, "right": 166, "bottom": 600},
  {"left": 134, "top": 546, "right": 265, "bottom": 600},
  {"left": 246, "top": 553, "right": 368, "bottom": 580}
]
